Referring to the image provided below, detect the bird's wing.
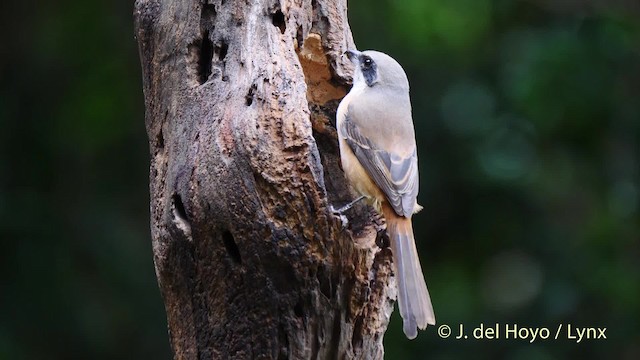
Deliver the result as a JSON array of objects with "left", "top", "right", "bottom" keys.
[{"left": 339, "top": 113, "right": 419, "bottom": 217}]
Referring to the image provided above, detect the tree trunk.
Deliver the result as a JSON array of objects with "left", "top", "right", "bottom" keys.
[{"left": 134, "top": 0, "right": 395, "bottom": 358}]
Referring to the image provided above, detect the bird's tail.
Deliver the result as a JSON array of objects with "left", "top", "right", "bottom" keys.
[{"left": 382, "top": 203, "right": 435, "bottom": 339}]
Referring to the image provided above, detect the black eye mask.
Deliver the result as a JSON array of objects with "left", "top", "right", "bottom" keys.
[{"left": 360, "top": 56, "right": 377, "bottom": 87}]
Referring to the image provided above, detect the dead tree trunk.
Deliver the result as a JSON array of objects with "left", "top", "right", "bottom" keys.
[{"left": 134, "top": 0, "right": 395, "bottom": 358}]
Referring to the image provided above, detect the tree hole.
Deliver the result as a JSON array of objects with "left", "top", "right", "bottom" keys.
[
  {"left": 170, "top": 193, "right": 193, "bottom": 238},
  {"left": 197, "top": 30, "right": 214, "bottom": 84},
  {"left": 215, "top": 41, "right": 228, "bottom": 61},
  {"left": 316, "top": 266, "right": 332, "bottom": 299},
  {"left": 271, "top": 10, "right": 286, "bottom": 34},
  {"left": 201, "top": 3, "right": 216, "bottom": 21},
  {"left": 245, "top": 84, "right": 256, "bottom": 106},
  {"left": 172, "top": 193, "right": 189, "bottom": 222},
  {"left": 222, "top": 230, "right": 241, "bottom": 264},
  {"left": 156, "top": 127, "right": 164, "bottom": 150},
  {"left": 375, "top": 229, "right": 390, "bottom": 249},
  {"left": 296, "top": 26, "right": 304, "bottom": 48},
  {"left": 293, "top": 301, "right": 303, "bottom": 318},
  {"left": 351, "top": 315, "right": 364, "bottom": 350}
]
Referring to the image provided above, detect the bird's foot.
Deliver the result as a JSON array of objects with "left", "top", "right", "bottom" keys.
[
  {"left": 329, "top": 195, "right": 366, "bottom": 229},
  {"left": 329, "top": 205, "right": 350, "bottom": 229}
]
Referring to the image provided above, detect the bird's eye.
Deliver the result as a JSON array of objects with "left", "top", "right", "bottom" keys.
[{"left": 362, "top": 57, "right": 373, "bottom": 68}]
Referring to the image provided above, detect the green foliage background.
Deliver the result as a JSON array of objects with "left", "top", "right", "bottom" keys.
[{"left": 1, "top": 1, "right": 638, "bottom": 359}]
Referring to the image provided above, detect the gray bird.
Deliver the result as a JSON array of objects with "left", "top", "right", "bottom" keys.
[{"left": 336, "top": 49, "right": 435, "bottom": 339}]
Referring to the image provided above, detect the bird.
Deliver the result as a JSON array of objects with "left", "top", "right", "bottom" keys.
[{"left": 334, "top": 49, "right": 435, "bottom": 339}]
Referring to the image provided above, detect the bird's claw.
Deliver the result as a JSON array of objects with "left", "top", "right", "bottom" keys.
[{"left": 329, "top": 205, "right": 350, "bottom": 229}]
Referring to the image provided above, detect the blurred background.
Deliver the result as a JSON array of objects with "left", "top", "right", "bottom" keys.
[{"left": 1, "top": 0, "right": 638, "bottom": 359}]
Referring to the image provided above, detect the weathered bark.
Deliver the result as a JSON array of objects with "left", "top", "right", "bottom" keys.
[{"left": 134, "top": 0, "right": 395, "bottom": 358}]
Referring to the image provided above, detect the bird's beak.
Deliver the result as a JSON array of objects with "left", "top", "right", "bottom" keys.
[{"left": 344, "top": 49, "right": 361, "bottom": 63}]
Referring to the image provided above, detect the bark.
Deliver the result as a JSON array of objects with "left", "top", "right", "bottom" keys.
[{"left": 134, "top": 0, "right": 395, "bottom": 358}]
